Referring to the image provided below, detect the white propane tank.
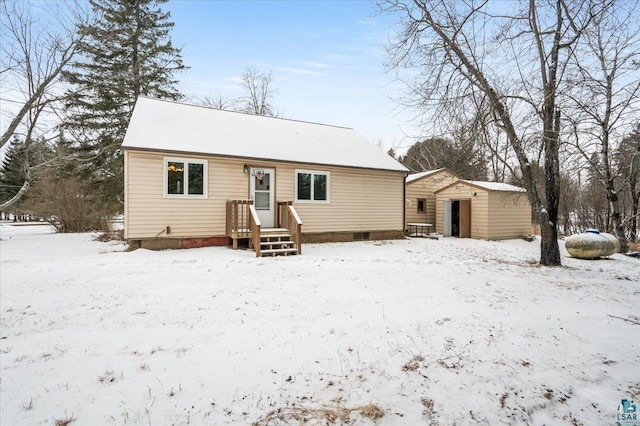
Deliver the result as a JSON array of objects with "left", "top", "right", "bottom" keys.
[{"left": 565, "top": 229, "right": 620, "bottom": 259}]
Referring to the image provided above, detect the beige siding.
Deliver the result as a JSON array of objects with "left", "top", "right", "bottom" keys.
[
  {"left": 405, "top": 171, "right": 458, "bottom": 226},
  {"left": 434, "top": 181, "right": 532, "bottom": 240},
  {"left": 125, "top": 150, "right": 405, "bottom": 239},
  {"left": 293, "top": 166, "right": 405, "bottom": 233},
  {"left": 435, "top": 182, "right": 490, "bottom": 239},
  {"left": 486, "top": 191, "right": 532, "bottom": 239}
]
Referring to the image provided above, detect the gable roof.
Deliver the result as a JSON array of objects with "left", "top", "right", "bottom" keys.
[
  {"left": 436, "top": 179, "right": 527, "bottom": 193},
  {"left": 406, "top": 168, "right": 460, "bottom": 183},
  {"left": 122, "top": 97, "right": 408, "bottom": 172}
]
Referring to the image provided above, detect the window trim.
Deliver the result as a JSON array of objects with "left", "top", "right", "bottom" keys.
[
  {"left": 417, "top": 198, "right": 426, "bottom": 213},
  {"left": 163, "top": 156, "right": 208, "bottom": 199},
  {"left": 295, "top": 169, "right": 330, "bottom": 203}
]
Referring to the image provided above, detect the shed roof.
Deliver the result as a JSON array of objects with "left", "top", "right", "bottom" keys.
[
  {"left": 465, "top": 180, "right": 526, "bottom": 192},
  {"left": 436, "top": 179, "right": 527, "bottom": 193},
  {"left": 122, "top": 97, "right": 408, "bottom": 172},
  {"left": 406, "top": 169, "right": 444, "bottom": 183},
  {"left": 406, "top": 168, "right": 460, "bottom": 183}
]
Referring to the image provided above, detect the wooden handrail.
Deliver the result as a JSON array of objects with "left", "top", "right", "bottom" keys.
[
  {"left": 226, "top": 199, "right": 254, "bottom": 250},
  {"left": 228, "top": 199, "right": 300, "bottom": 256},
  {"left": 277, "top": 201, "right": 303, "bottom": 255},
  {"left": 248, "top": 204, "right": 262, "bottom": 257}
]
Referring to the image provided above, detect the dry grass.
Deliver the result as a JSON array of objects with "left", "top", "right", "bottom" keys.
[
  {"left": 94, "top": 229, "right": 123, "bottom": 242},
  {"left": 499, "top": 393, "right": 508, "bottom": 408},
  {"left": 253, "top": 402, "right": 385, "bottom": 425},
  {"left": 54, "top": 412, "right": 76, "bottom": 426},
  {"left": 421, "top": 397, "right": 438, "bottom": 424},
  {"left": 359, "top": 403, "right": 385, "bottom": 420},
  {"left": 402, "top": 355, "right": 425, "bottom": 372},
  {"left": 97, "top": 370, "right": 117, "bottom": 383},
  {"left": 21, "top": 397, "right": 35, "bottom": 410}
]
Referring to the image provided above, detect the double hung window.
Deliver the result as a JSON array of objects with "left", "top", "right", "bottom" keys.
[
  {"left": 164, "top": 157, "right": 207, "bottom": 198},
  {"left": 295, "top": 170, "right": 329, "bottom": 203}
]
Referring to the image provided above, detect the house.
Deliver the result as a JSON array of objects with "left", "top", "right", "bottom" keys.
[
  {"left": 435, "top": 180, "right": 532, "bottom": 239},
  {"left": 121, "top": 97, "right": 408, "bottom": 255},
  {"left": 405, "top": 168, "right": 460, "bottom": 229}
]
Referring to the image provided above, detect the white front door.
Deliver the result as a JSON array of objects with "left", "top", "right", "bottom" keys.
[{"left": 250, "top": 167, "right": 275, "bottom": 228}]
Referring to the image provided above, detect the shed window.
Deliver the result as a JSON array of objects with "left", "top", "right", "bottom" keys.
[
  {"left": 296, "top": 170, "right": 330, "bottom": 203},
  {"left": 417, "top": 199, "right": 426, "bottom": 213},
  {"left": 164, "top": 157, "right": 207, "bottom": 198}
]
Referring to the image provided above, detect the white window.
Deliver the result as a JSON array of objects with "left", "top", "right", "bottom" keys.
[
  {"left": 295, "top": 170, "right": 330, "bottom": 203},
  {"left": 164, "top": 157, "right": 207, "bottom": 198}
]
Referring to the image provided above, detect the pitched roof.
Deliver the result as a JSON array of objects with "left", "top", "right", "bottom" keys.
[
  {"left": 464, "top": 180, "right": 526, "bottom": 192},
  {"left": 406, "top": 169, "right": 444, "bottom": 183},
  {"left": 435, "top": 179, "right": 527, "bottom": 193},
  {"left": 122, "top": 97, "right": 408, "bottom": 172},
  {"left": 405, "top": 168, "right": 462, "bottom": 183}
]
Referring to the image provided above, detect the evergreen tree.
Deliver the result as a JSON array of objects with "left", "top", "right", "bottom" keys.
[
  {"left": 62, "top": 0, "right": 186, "bottom": 210},
  {"left": 0, "top": 138, "right": 30, "bottom": 203},
  {"left": 0, "top": 137, "right": 53, "bottom": 210},
  {"left": 402, "top": 137, "right": 486, "bottom": 179}
]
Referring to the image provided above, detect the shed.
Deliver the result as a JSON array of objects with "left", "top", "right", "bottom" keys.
[
  {"left": 121, "top": 97, "right": 408, "bottom": 255},
  {"left": 435, "top": 180, "right": 531, "bottom": 239},
  {"left": 405, "top": 168, "right": 460, "bottom": 229}
]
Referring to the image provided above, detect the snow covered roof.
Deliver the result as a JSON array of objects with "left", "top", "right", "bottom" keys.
[
  {"left": 464, "top": 180, "right": 526, "bottom": 192},
  {"left": 435, "top": 179, "right": 527, "bottom": 193},
  {"left": 122, "top": 97, "right": 408, "bottom": 172},
  {"left": 406, "top": 169, "right": 446, "bottom": 183}
]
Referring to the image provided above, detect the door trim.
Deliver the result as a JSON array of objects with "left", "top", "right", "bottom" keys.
[{"left": 249, "top": 167, "right": 275, "bottom": 228}]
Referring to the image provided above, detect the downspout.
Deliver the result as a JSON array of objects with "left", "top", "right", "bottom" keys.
[{"left": 403, "top": 172, "right": 408, "bottom": 234}]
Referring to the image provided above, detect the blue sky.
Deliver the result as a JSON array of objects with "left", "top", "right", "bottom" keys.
[{"left": 164, "top": 0, "right": 417, "bottom": 154}]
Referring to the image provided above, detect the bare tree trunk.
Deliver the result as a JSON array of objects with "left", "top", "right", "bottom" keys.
[
  {"left": 0, "top": 180, "right": 31, "bottom": 211},
  {"left": 0, "top": 2, "right": 88, "bottom": 149}
]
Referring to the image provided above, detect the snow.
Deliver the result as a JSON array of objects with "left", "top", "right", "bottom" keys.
[
  {"left": 406, "top": 169, "right": 444, "bottom": 183},
  {"left": 122, "top": 97, "right": 408, "bottom": 173},
  {"left": 1, "top": 223, "right": 638, "bottom": 425},
  {"left": 465, "top": 180, "right": 526, "bottom": 192}
]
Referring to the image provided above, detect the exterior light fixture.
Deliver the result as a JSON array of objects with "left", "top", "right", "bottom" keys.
[{"left": 243, "top": 164, "right": 249, "bottom": 173}]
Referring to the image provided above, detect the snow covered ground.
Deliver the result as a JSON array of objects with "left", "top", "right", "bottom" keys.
[{"left": 1, "top": 222, "right": 638, "bottom": 425}]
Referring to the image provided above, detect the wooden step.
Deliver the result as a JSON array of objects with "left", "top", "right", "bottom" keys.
[
  {"left": 261, "top": 232, "right": 291, "bottom": 239},
  {"left": 260, "top": 240, "right": 295, "bottom": 247},
  {"left": 260, "top": 247, "right": 299, "bottom": 256}
]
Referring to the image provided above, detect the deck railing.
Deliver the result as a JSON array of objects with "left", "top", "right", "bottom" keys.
[
  {"left": 226, "top": 199, "right": 254, "bottom": 249},
  {"left": 277, "top": 201, "right": 303, "bottom": 255},
  {"left": 227, "top": 199, "right": 301, "bottom": 255}
]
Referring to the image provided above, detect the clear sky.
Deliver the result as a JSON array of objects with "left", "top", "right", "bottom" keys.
[{"left": 163, "top": 0, "right": 418, "bottom": 154}]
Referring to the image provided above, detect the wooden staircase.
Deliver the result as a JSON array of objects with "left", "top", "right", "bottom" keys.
[
  {"left": 258, "top": 228, "right": 299, "bottom": 257},
  {"left": 226, "top": 200, "right": 303, "bottom": 257}
]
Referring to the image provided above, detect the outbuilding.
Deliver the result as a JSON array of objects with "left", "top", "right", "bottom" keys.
[
  {"left": 435, "top": 180, "right": 531, "bottom": 239},
  {"left": 405, "top": 168, "right": 460, "bottom": 230}
]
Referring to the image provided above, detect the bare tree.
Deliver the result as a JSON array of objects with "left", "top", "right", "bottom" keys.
[
  {"left": 563, "top": 0, "right": 640, "bottom": 252},
  {"left": 240, "top": 66, "right": 278, "bottom": 117},
  {"left": 0, "top": 1, "right": 90, "bottom": 210},
  {"left": 191, "top": 66, "right": 281, "bottom": 117},
  {"left": 193, "top": 93, "right": 238, "bottom": 111},
  {"left": 381, "top": 0, "right": 603, "bottom": 266},
  {"left": 615, "top": 124, "right": 640, "bottom": 242}
]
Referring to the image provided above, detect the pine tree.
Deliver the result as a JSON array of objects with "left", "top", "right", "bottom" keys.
[
  {"left": 0, "top": 138, "right": 29, "bottom": 203},
  {"left": 0, "top": 137, "right": 53, "bottom": 209},
  {"left": 63, "top": 0, "right": 186, "bottom": 210}
]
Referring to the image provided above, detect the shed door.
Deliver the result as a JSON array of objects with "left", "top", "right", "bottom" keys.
[
  {"left": 443, "top": 200, "right": 452, "bottom": 237},
  {"left": 250, "top": 167, "right": 275, "bottom": 228},
  {"left": 459, "top": 199, "right": 471, "bottom": 238}
]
